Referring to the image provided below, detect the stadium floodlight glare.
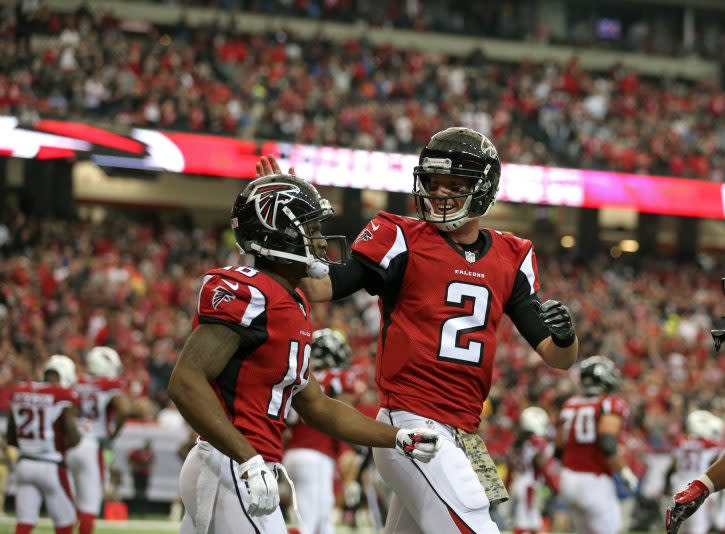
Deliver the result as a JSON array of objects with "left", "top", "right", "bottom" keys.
[
  {"left": 560, "top": 235, "right": 576, "bottom": 248},
  {"left": 620, "top": 239, "right": 639, "bottom": 253}
]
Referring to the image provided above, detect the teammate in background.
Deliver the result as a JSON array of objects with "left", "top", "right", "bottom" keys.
[
  {"left": 168, "top": 174, "right": 441, "bottom": 534},
  {"left": 256, "top": 126, "right": 578, "bottom": 533},
  {"left": 666, "top": 276, "right": 725, "bottom": 534},
  {"left": 7, "top": 355, "right": 81, "bottom": 534},
  {"left": 508, "top": 407, "right": 558, "bottom": 534},
  {"left": 555, "top": 355, "right": 637, "bottom": 534},
  {"left": 67, "top": 346, "right": 129, "bottom": 534},
  {"left": 283, "top": 328, "right": 361, "bottom": 534},
  {"left": 666, "top": 411, "right": 723, "bottom": 534}
]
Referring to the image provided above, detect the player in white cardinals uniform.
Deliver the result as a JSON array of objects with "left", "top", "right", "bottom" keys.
[
  {"left": 66, "top": 346, "right": 129, "bottom": 534},
  {"left": 508, "top": 407, "right": 557, "bottom": 534},
  {"left": 8, "top": 355, "right": 81, "bottom": 534},
  {"left": 667, "top": 411, "right": 723, "bottom": 534}
]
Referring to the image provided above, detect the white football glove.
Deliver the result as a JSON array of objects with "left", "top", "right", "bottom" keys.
[
  {"left": 344, "top": 480, "right": 362, "bottom": 507},
  {"left": 619, "top": 466, "right": 639, "bottom": 493},
  {"left": 235, "top": 455, "right": 279, "bottom": 516},
  {"left": 395, "top": 428, "right": 442, "bottom": 463}
]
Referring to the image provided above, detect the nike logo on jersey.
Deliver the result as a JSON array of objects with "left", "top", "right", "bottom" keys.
[
  {"left": 222, "top": 279, "right": 239, "bottom": 290},
  {"left": 371, "top": 221, "right": 380, "bottom": 231}
]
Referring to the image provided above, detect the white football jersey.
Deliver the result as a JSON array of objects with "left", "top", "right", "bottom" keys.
[{"left": 11, "top": 382, "right": 78, "bottom": 462}]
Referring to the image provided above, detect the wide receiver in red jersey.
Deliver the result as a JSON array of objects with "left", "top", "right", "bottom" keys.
[
  {"left": 555, "top": 355, "right": 637, "bottom": 534},
  {"left": 257, "top": 127, "right": 578, "bottom": 533},
  {"left": 168, "top": 174, "right": 441, "bottom": 534},
  {"left": 283, "top": 328, "right": 361, "bottom": 534},
  {"left": 7, "top": 355, "right": 81, "bottom": 534},
  {"left": 667, "top": 276, "right": 725, "bottom": 534},
  {"left": 66, "top": 346, "right": 129, "bottom": 534}
]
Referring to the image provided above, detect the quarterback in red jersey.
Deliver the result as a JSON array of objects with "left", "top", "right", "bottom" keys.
[
  {"left": 283, "top": 328, "right": 361, "bottom": 534},
  {"left": 556, "top": 356, "right": 637, "bottom": 534},
  {"left": 7, "top": 355, "right": 81, "bottom": 534},
  {"left": 258, "top": 127, "right": 578, "bottom": 533},
  {"left": 66, "top": 346, "right": 129, "bottom": 534},
  {"left": 168, "top": 175, "right": 441, "bottom": 534}
]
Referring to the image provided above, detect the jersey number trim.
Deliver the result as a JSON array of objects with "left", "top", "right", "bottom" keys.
[
  {"left": 437, "top": 282, "right": 492, "bottom": 366},
  {"left": 561, "top": 405, "right": 597, "bottom": 444},
  {"left": 16, "top": 406, "right": 47, "bottom": 440},
  {"left": 266, "top": 341, "right": 311, "bottom": 420}
]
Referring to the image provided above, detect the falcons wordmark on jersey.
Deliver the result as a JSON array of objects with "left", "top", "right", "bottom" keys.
[
  {"left": 194, "top": 265, "right": 312, "bottom": 462},
  {"left": 351, "top": 211, "right": 539, "bottom": 432}
]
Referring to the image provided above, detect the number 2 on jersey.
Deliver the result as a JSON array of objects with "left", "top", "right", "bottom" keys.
[{"left": 438, "top": 282, "right": 491, "bottom": 365}]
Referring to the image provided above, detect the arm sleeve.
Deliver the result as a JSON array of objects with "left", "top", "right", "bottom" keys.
[
  {"left": 504, "top": 244, "right": 550, "bottom": 349},
  {"left": 330, "top": 214, "right": 408, "bottom": 298},
  {"left": 197, "top": 274, "right": 268, "bottom": 346}
]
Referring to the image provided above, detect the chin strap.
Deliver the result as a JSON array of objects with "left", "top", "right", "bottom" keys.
[{"left": 243, "top": 242, "right": 329, "bottom": 279}]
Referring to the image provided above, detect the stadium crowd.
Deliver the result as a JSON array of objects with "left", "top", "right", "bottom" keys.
[
  {"left": 1, "top": 5, "right": 724, "bottom": 181},
  {"left": 1, "top": 203, "right": 722, "bottom": 470}
]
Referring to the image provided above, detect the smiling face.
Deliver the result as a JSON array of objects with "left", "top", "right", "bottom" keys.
[
  {"left": 303, "top": 219, "right": 328, "bottom": 260},
  {"left": 423, "top": 174, "right": 475, "bottom": 217}
]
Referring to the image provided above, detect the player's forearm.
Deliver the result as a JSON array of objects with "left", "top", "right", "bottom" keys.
[
  {"left": 705, "top": 456, "right": 725, "bottom": 492},
  {"left": 168, "top": 367, "right": 257, "bottom": 463},
  {"left": 538, "top": 336, "right": 578, "bottom": 369},
  {"left": 300, "top": 396, "right": 397, "bottom": 448},
  {"left": 299, "top": 276, "right": 333, "bottom": 302}
]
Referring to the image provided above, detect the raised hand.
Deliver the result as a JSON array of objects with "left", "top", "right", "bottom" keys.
[{"left": 255, "top": 154, "right": 295, "bottom": 178}]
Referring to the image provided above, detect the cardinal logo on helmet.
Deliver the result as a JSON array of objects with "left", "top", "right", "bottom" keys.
[{"left": 246, "top": 183, "right": 301, "bottom": 230}]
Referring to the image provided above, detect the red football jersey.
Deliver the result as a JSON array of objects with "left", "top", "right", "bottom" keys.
[
  {"left": 194, "top": 265, "right": 312, "bottom": 463},
  {"left": 11, "top": 382, "right": 79, "bottom": 462},
  {"left": 559, "top": 395, "right": 629, "bottom": 475},
  {"left": 352, "top": 211, "right": 540, "bottom": 432},
  {"left": 286, "top": 368, "right": 360, "bottom": 458},
  {"left": 76, "top": 375, "right": 125, "bottom": 440}
]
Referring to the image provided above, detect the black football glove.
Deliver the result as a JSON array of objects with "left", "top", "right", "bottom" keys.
[
  {"left": 537, "top": 300, "right": 575, "bottom": 346},
  {"left": 666, "top": 480, "right": 710, "bottom": 534}
]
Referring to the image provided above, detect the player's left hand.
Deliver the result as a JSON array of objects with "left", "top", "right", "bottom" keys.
[
  {"left": 666, "top": 480, "right": 710, "bottom": 534},
  {"left": 235, "top": 454, "right": 280, "bottom": 516},
  {"left": 395, "top": 428, "right": 442, "bottom": 463},
  {"left": 536, "top": 299, "right": 575, "bottom": 343},
  {"left": 618, "top": 466, "right": 638, "bottom": 494}
]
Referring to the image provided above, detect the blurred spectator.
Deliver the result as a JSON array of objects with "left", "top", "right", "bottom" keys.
[
  {"left": 127, "top": 439, "right": 154, "bottom": 515},
  {"left": 0, "top": 7, "right": 722, "bottom": 180}
]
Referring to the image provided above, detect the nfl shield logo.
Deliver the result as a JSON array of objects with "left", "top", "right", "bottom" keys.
[{"left": 465, "top": 250, "right": 476, "bottom": 263}]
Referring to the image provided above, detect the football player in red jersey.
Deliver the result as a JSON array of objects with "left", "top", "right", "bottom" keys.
[
  {"left": 168, "top": 174, "right": 442, "bottom": 534},
  {"left": 7, "top": 355, "right": 81, "bottom": 534},
  {"left": 66, "top": 346, "right": 129, "bottom": 534},
  {"left": 283, "top": 328, "right": 361, "bottom": 534},
  {"left": 666, "top": 276, "right": 725, "bottom": 534},
  {"left": 555, "top": 356, "right": 637, "bottom": 534},
  {"left": 256, "top": 127, "right": 577, "bottom": 533}
]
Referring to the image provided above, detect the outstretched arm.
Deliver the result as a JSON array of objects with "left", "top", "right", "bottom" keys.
[{"left": 292, "top": 374, "right": 441, "bottom": 462}]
